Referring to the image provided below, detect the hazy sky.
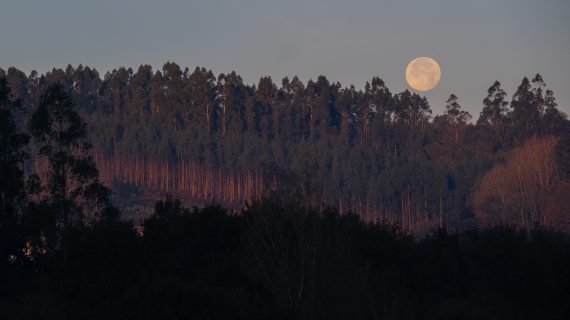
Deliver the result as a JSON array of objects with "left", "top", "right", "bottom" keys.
[{"left": 1, "top": 0, "right": 569, "bottom": 115}]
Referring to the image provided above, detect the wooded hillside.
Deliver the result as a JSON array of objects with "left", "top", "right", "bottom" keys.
[{"left": 2, "top": 64, "right": 569, "bottom": 231}]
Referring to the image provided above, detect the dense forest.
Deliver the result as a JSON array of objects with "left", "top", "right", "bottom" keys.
[
  {"left": 1, "top": 63, "right": 569, "bottom": 232},
  {"left": 1, "top": 67, "right": 570, "bottom": 319}
]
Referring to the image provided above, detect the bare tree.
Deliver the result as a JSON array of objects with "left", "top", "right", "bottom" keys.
[{"left": 471, "top": 137, "right": 559, "bottom": 230}]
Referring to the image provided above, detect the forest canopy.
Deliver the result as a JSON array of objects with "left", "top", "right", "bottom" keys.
[{"left": 1, "top": 63, "right": 569, "bottom": 232}]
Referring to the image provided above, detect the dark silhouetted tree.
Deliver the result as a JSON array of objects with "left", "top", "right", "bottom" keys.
[
  {"left": 511, "top": 76, "right": 539, "bottom": 140},
  {"left": 30, "top": 84, "right": 110, "bottom": 266},
  {"left": 438, "top": 94, "right": 471, "bottom": 143},
  {"left": 479, "top": 81, "right": 509, "bottom": 145},
  {"left": 0, "top": 77, "right": 29, "bottom": 225},
  {"left": 0, "top": 76, "right": 29, "bottom": 271}
]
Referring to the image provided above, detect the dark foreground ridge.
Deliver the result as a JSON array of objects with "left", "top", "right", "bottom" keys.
[{"left": 1, "top": 198, "right": 569, "bottom": 320}]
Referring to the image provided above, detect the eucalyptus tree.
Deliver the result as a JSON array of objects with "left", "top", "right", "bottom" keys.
[
  {"left": 478, "top": 81, "right": 509, "bottom": 145},
  {"left": 511, "top": 77, "right": 539, "bottom": 141},
  {"left": 442, "top": 94, "right": 471, "bottom": 143},
  {"left": 30, "top": 84, "right": 110, "bottom": 265},
  {"left": 0, "top": 77, "right": 29, "bottom": 253}
]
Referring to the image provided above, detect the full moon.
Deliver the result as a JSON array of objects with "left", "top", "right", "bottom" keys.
[{"left": 405, "top": 57, "right": 441, "bottom": 92}]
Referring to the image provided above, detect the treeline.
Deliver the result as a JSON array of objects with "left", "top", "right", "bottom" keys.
[{"left": 1, "top": 64, "right": 570, "bottom": 231}]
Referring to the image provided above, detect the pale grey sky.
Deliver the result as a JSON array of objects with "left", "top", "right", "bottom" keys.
[{"left": 1, "top": 0, "right": 569, "bottom": 116}]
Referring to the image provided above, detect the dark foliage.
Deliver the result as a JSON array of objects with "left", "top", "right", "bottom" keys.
[{"left": 1, "top": 198, "right": 569, "bottom": 320}]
